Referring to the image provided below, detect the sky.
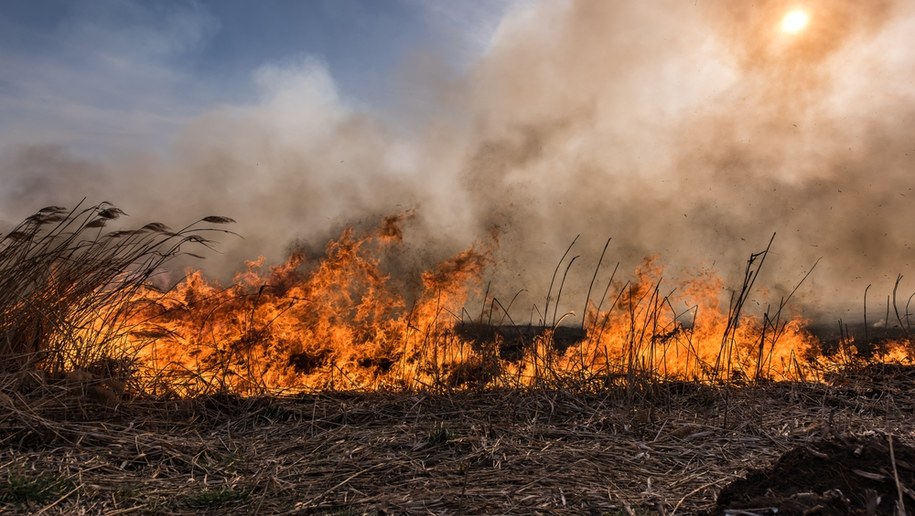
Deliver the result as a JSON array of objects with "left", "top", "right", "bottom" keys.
[
  {"left": 0, "top": 0, "right": 515, "bottom": 155},
  {"left": 2, "top": 0, "right": 915, "bottom": 320}
]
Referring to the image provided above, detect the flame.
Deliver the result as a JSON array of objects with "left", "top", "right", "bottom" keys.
[
  {"left": 124, "top": 217, "right": 493, "bottom": 394},
  {"left": 540, "top": 258, "right": 822, "bottom": 384},
  {"left": 98, "top": 217, "right": 913, "bottom": 395}
]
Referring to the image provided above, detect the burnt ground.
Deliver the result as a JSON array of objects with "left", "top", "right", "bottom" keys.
[
  {"left": 453, "top": 322, "right": 911, "bottom": 365},
  {"left": 714, "top": 435, "right": 915, "bottom": 515},
  {"left": 454, "top": 322, "right": 588, "bottom": 361},
  {"left": 807, "top": 321, "right": 912, "bottom": 358},
  {"left": 0, "top": 364, "right": 913, "bottom": 515}
]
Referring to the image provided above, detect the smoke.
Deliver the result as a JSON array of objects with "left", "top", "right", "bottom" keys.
[
  {"left": 3, "top": 0, "right": 915, "bottom": 319},
  {"left": 452, "top": 0, "right": 915, "bottom": 318}
]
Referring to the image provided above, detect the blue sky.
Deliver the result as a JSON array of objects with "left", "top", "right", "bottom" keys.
[{"left": 0, "top": 0, "right": 515, "bottom": 156}]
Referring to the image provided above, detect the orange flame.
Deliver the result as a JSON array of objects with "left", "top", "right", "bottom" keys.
[
  {"left": 110, "top": 218, "right": 913, "bottom": 395},
  {"left": 124, "top": 217, "right": 492, "bottom": 394}
]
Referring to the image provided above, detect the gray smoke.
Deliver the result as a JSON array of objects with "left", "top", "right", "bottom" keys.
[{"left": 3, "top": 0, "right": 915, "bottom": 320}]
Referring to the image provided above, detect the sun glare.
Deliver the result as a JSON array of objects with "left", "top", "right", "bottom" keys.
[{"left": 780, "top": 9, "right": 810, "bottom": 34}]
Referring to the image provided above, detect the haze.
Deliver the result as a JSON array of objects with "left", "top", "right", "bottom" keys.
[{"left": 2, "top": 0, "right": 914, "bottom": 320}]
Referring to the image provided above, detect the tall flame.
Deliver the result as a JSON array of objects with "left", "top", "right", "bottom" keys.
[{"left": 106, "top": 216, "right": 913, "bottom": 396}]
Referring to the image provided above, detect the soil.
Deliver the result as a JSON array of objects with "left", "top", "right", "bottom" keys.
[{"left": 714, "top": 436, "right": 915, "bottom": 515}]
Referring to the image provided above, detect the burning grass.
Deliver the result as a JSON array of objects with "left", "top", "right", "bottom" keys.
[
  {"left": 0, "top": 202, "right": 236, "bottom": 379},
  {"left": 2, "top": 203, "right": 913, "bottom": 396},
  {"left": 1, "top": 203, "right": 915, "bottom": 514}
]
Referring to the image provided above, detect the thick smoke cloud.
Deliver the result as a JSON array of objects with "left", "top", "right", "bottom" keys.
[
  {"left": 453, "top": 0, "right": 915, "bottom": 318},
  {"left": 2, "top": 0, "right": 915, "bottom": 320}
]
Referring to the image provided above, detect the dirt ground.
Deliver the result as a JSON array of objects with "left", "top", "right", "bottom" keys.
[
  {"left": 1, "top": 365, "right": 914, "bottom": 514},
  {"left": 714, "top": 435, "right": 915, "bottom": 515}
]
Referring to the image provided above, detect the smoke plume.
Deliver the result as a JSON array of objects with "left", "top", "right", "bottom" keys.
[{"left": 3, "top": 0, "right": 915, "bottom": 320}]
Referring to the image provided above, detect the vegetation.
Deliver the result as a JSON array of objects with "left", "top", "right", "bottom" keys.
[
  {"left": 0, "top": 203, "right": 913, "bottom": 514},
  {"left": 0, "top": 201, "right": 235, "bottom": 377},
  {"left": 178, "top": 485, "right": 252, "bottom": 510},
  {"left": 0, "top": 471, "right": 70, "bottom": 506}
]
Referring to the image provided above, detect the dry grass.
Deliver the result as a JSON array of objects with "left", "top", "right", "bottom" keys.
[
  {"left": 2, "top": 204, "right": 915, "bottom": 514},
  {"left": 0, "top": 202, "right": 234, "bottom": 376},
  {"left": 1, "top": 367, "right": 914, "bottom": 514}
]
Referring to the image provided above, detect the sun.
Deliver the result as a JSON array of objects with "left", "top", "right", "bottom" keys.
[{"left": 780, "top": 9, "right": 810, "bottom": 34}]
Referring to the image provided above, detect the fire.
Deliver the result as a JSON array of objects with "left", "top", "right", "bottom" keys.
[
  {"left": 543, "top": 258, "right": 822, "bottom": 384},
  {"left": 4, "top": 206, "right": 894, "bottom": 396},
  {"left": 780, "top": 9, "right": 810, "bottom": 34},
  {"left": 91, "top": 214, "right": 910, "bottom": 396},
  {"left": 126, "top": 217, "right": 494, "bottom": 394}
]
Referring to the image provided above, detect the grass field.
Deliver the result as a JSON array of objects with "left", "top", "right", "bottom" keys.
[
  {"left": 2, "top": 366, "right": 914, "bottom": 514},
  {"left": 1, "top": 204, "right": 913, "bottom": 514}
]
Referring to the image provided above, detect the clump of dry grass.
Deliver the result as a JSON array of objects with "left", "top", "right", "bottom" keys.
[{"left": 0, "top": 201, "right": 235, "bottom": 378}]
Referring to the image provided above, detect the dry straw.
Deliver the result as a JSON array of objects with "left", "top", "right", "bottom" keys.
[{"left": 0, "top": 201, "right": 235, "bottom": 376}]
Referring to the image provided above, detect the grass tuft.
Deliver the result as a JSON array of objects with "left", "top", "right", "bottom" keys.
[
  {"left": 179, "top": 485, "right": 251, "bottom": 509},
  {"left": 0, "top": 472, "right": 69, "bottom": 505},
  {"left": 0, "top": 200, "right": 235, "bottom": 379},
  {"left": 424, "top": 424, "right": 455, "bottom": 448}
]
